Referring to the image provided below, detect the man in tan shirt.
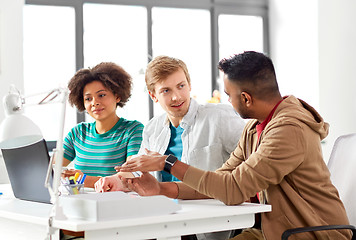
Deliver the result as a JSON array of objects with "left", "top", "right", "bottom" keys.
[{"left": 96, "top": 51, "right": 350, "bottom": 240}]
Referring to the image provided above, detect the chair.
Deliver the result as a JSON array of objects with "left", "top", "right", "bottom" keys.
[{"left": 281, "top": 133, "right": 356, "bottom": 240}]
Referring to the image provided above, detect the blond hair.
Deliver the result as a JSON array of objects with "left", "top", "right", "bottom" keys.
[{"left": 145, "top": 56, "right": 191, "bottom": 93}]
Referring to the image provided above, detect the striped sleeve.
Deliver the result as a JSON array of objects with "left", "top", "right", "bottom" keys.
[
  {"left": 63, "top": 127, "right": 76, "bottom": 161},
  {"left": 126, "top": 121, "right": 144, "bottom": 157}
]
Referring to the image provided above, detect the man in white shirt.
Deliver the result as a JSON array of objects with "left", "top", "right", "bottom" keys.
[
  {"left": 140, "top": 87, "right": 244, "bottom": 182},
  {"left": 137, "top": 56, "right": 245, "bottom": 181},
  {"left": 95, "top": 55, "right": 245, "bottom": 240}
]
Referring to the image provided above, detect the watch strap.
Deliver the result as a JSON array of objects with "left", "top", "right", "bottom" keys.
[{"left": 163, "top": 154, "right": 178, "bottom": 174}]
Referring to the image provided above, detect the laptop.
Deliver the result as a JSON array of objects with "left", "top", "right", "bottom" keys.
[{"left": 1, "top": 139, "right": 52, "bottom": 204}]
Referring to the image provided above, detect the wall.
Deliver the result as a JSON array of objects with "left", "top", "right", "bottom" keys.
[
  {"left": 0, "top": 0, "right": 24, "bottom": 183},
  {"left": 269, "top": 0, "right": 356, "bottom": 162},
  {"left": 269, "top": 0, "right": 319, "bottom": 109},
  {"left": 318, "top": 0, "right": 356, "bottom": 162}
]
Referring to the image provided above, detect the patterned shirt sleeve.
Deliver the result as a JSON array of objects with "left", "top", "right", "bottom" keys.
[
  {"left": 63, "top": 127, "right": 76, "bottom": 161},
  {"left": 126, "top": 121, "right": 144, "bottom": 157}
]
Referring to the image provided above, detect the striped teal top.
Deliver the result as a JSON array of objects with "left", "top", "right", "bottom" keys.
[{"left": 63, "top": 118, "right": 143, "bottom": 176}]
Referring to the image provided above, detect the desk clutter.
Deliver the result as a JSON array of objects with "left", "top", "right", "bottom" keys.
[
  {"left": 60, "top": 173, "right": 86, "bottom": 195},
  {"left": 58, "top": 191, "right": 182, "bottom": 221},
  {"left": 58, "top": 172, "right": 181, "bottom": 221},
  {"left": 61, "top": 183, "right": 84, "bottom": 195}
]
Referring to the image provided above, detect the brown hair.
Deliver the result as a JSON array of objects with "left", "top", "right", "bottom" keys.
[
  {"left": 145, "top": 56, "right": 191, "bottom": 93},
  {"left": 68, "top": 62, "right": 132, "bottom": 112}
]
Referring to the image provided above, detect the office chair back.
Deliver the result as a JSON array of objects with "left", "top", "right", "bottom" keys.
[
  {"left": 281, "top": 133, "right": 356, "bottom": 239},
  {"left": 327, "top": 133, "right": 356, "bottom": 226}
]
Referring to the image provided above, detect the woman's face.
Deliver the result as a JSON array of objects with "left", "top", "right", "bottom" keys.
[{"left": 83, "top": 81, "right": 120, "bottom": 122}]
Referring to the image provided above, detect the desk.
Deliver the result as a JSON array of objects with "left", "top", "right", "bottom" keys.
[{"left": 0, "top": 184, "right": 271, "bottom": 240}]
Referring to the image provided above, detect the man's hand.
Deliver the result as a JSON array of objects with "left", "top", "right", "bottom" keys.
[
  {"left": 120, "top": 172, "right": 161, "bottom": 196},
  {"left": 118, "top": 149, "right": 166, "bottom": 172},
  {"left": 94, "top": 173, "right": 130, "bottom": 192}
]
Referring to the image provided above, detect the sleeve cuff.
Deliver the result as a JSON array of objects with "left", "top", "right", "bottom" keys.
[{"left": 176, "top": 166, "right": 207, "bottom": 199}]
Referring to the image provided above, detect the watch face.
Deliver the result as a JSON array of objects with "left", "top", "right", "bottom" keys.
[
  {"left": 164, "top": 154, "right": 178, "bottom": 173},
  {"left": 166, "top": 155, "right": 177, "bottom": 164}
]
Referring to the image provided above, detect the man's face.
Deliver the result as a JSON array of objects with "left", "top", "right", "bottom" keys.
[
  {"left": 223, "top": 74, "right": 251, "bottom": 119},
  {"left": 149, "top": 69, "right": 191, "bottom": 124}
]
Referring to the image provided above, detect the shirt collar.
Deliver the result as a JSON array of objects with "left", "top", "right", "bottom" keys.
[
  {"left": 164, "top": 98, "right": 198, "bottom": 129},
  {"left": 256, "top": 98, "right": 284, "bottom": 138},
  {"left": 180, "top": 98, "right": 198, "bottom": 129}
]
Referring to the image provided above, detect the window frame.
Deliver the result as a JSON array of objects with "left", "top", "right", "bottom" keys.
[{"left": 25, "top": 0, "right": 269, "bottom": 121}]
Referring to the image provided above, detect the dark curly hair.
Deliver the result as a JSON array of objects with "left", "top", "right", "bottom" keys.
[{"left": 68, "top": 62, "right": 132, "bottom": 112}]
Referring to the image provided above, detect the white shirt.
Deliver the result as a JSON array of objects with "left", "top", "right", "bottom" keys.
[{"left": 139, "top": 98, "right": 246, "bottom": 181}]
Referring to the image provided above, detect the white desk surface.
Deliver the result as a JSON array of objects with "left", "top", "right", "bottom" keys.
[{"left": 0, "top": 184, "right": 271, "bottom": 240}]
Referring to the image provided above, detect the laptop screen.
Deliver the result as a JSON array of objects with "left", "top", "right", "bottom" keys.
[{"left": 1, "top": 139, "right": 52, "bottom": 204}]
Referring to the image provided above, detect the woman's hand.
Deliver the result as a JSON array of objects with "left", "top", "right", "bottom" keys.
[
  {"left": 117, "top": 149, "right": 166, "bottom": 172},
  {"left": 94, "top": 173, "right": 131, "bottom": 192},
  {"left": 62, "top": 169, "right": 83, "bottom": 179}
]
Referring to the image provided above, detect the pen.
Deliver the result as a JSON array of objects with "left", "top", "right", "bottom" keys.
[
  {"left": 74, "top": 172, "right": 80, "bottom": 182},
  {"left": 80, "top": 174, "right": 87, "bottom": 184},
  {"left": 76, "top": 175, "right": 82, "bottom": 184}
]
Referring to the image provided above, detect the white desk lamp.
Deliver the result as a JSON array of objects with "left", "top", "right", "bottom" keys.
[
  {"left": 0, "top": 85, "right": 68, "bottom": 239},
  {"left": 0, "top": 86, "right": 43, "bottom": 147}
]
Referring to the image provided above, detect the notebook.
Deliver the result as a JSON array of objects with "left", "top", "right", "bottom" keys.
[{"left": 1, "top": 139, "right": 52, "bottom": 204}]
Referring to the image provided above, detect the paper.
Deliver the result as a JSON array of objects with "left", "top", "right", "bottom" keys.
[{"left": 59, "top": 191, "right": 181, "bottom": 221}]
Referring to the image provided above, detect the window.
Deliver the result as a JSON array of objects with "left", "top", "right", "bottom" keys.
[
  {"left": 83, "top": 3, "right": 148, "bottom": 124},
  {"left": 23, "top": 5, "right": 76, "bottom": 141},
  {"left": 218, "top": 14, "right": 264, "bottom": 59},
  {"left": 218, "top": 14, "right": 264, "bottom": 103},
  {"left": 152, "top": 7, "right": 211, "bottom": 117},
  {"left": 24, "top": 0, "right": 268, "bottom": 139}
]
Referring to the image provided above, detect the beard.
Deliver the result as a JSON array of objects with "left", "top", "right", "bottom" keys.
[{"left": 235, "top": 102, "right": 252, "bottom": 119}]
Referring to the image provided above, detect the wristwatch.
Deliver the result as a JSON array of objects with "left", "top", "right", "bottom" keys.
[{"left": 163, "top": 154, "right": 178, "bottom": 174}]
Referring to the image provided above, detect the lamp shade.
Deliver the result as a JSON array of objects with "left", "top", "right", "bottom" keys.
[
  {"left": 0, "top": 114, "right": 43, "bottom": 149},
  {"left": 0, "top": 87, "right": 43, "bottom": 149}
]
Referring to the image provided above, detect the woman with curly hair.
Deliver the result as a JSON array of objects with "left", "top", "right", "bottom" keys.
[{"left": 61, "top": 62, "right": 144, "bottom": 188}]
